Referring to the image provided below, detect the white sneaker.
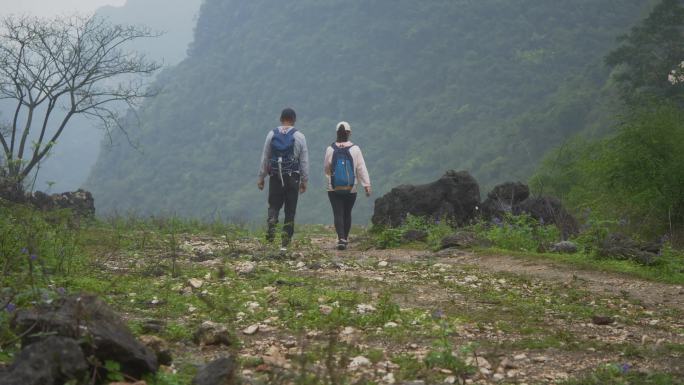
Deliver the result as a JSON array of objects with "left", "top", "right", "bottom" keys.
[{"left": 279, "top": 247, "right": 288, "bottom": 252}]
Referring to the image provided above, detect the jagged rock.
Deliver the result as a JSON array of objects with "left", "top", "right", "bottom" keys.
[
  {"left": 514, "top": 196, "right": 579, "bottom": 239},
  {"left": 550, "top": 241, "right": 578, "bottom": 254},
  {"left": 12, "top": 294, "right": 158, "bottom": 378},
  {"left": 597, "top": 233, "right": 659, "bottom": 266},
  {"left": 481, "top": 182, "right": 530, "bottom": 218},
  {"left": 402, "top": 229, "right": 428, "bottom": 243},
  {"left": 191, "top": 356, "right": 237, "bottom": 385},
  {"left": 30, "top": 189, "right": 95, "bottom": 217},
  {"left": 140, "top": 335, "right": 173, "bottom": 366},
  {"left": 372, "top": 170, "right": 480, "bottom": 228},
  {"left": 440, "top": 231, "right": 482, "bottom": 249},
  {"left": 194, "top": 321, "right": 232, "bottom": 346},
  {"left": 0, "top": 336, "right": 88, "bottom": 385}
]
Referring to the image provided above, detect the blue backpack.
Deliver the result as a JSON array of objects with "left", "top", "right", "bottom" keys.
[
  {"left": 331, "top": 143, "right": 356, "bottom": 193},
  {"left": 270, "top": 128, "right": 298, "bottom": 185}
]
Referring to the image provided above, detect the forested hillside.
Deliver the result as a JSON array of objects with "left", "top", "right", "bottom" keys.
[{"left": 86, "top": 0, "right": 655, "bottom": 223}]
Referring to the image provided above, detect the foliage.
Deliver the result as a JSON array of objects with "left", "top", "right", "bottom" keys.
[
  {"left": 472, "top": 213, "right": 560, "bottom": 252},
  {"left": 85, "top": 0, "right": 655, "bottom": 223},
  {"left": 532, "top": 103, "right": 684, "bottom": 240},
  {"left": 605, "top": 0, "right": 684, "bottom": 104},
  {"left": 0, "top": 200, "right": 82, "bottom": 303},
  {"left": 370, "top": 214, "right": 453, "bottom": 250}
]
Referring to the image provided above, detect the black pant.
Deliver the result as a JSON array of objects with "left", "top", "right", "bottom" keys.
[
  {"left": 328, "top": 191, "right": 357, "bottom": 241},
  {"left": 267, "top": 174, "right": 300, "bottom": 246}
]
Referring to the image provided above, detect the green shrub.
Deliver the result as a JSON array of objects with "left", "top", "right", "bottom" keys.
[{"left": 473, "top": 213, "right": 560, "bottom": 252}]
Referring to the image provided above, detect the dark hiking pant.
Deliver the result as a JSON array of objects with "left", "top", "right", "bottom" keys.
[
  {"left": 267, "top": 174, "right": 300, "bottom": 246},
  {"left": 328, "top": 191, "right": 357, "bottom": 241}
]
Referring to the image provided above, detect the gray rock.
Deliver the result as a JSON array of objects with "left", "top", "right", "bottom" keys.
[
  {"left": 481, "top": 182, "right": 530, "bottom": 218},
  {"left": 0, "top": 336, "right": 87, "bottom": 385},
  {"left": 514, "top": 196, "right": 579, "bottom": 239},
  {"left": 12, "top": 294, "right": 158, "bottom": 378},
  {"left": 192, "top": 356, "right": 237, "bottom": 385},
  {"left": 550, "top": 241, "right": 578, "bottom": 254},
  {"left": 372, "top": 170, "right": 480, "bottom": 228},
  {"left": 597, "top": 233, "right": 659, "bottom": 266}
]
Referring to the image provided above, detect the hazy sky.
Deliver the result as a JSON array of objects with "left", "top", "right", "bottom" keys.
[{"left": 0, "top": 0, "right": 126, "bottom": 18}]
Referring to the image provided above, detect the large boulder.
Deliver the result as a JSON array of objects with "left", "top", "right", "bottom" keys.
[
  {"left": 372, "top": 170, "right": 480, "bottom": 227},
  {"left": 514, "top": 196, "right": 579, "bottom": 239},
  {"left": 30, "top": 189, "right": 95, "bottom": 217},
  {"left": 191, "top": 356, "right": 238, "bottom": 385},
  {"left": 481, "top": 182, "right": 530, "bottom": 219},
  {"left": 0, "top": 336, "right": 88, "bottom": 385},
  {"left": 12, "top": 294, "right": 158, "bottom": 378}
]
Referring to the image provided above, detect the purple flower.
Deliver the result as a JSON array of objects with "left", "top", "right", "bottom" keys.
[
  {"left": 620, "top": 363, "right": 631, "bottom": 374},
  {"left": 4, "top": 303, "right": 16, "bottom": 313},
  {"left": 57, "top": 287, "right": 66, "bottom": 296},
  {"left": 29, "top": 254, "right": 38, "bottom": 261}
]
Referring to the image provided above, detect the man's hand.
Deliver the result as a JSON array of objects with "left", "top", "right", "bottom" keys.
[
  {"left": 299, "top": 182, "right": 307, "bottom": 194},
  {"left": 257, "top": 180, "right": 265, "bottom": 190},
  {"left": 364, "top": 186, "right": 372, "bottom": 197}
]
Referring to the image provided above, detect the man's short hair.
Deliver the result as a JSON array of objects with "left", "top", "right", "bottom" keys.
[{"left": 280, "top": 108, "right": 296, "bottom": 123}]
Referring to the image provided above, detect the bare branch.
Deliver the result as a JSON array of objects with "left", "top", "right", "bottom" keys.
[{"left": 0, "top": 14, "right": 160, "bottom": 187}]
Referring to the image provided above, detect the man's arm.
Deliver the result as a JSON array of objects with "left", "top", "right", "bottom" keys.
[
  {"left": 296, "top": 132, "right": 310, "bottom": 187},
  {"left": 257, "top": 131, "right": 273, "bottom": 189}
]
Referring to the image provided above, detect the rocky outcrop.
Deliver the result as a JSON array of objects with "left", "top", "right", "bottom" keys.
[
  {"left": 372, "top": 170, "right": 480, "bottom": 227},
  {"left": 513, "top": 196, "right": 579, "bottom": 239},
  {"left": 12, "top": 294, "right": 158, "bottom": 379},
  {"left": 0, "top": 337, "right": 88, "bottom": 385},
  {"left": 597, "top": 233, "right": 660, "bottom": 265},
  {"left": 30, "top": 189, "right": 95, "bottom": 217},
  {"left": 481, "top": 182, "right": 530, "bottom": 219}
]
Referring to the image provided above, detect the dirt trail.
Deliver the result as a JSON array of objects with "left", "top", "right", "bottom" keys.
[{"left": 314, "top": 238, "right": 684, "bottom": 312}]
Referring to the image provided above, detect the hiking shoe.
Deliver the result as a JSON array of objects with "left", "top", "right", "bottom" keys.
[
  {"left": 336, "top": 241, "right": 346, "bottom": 251},
  {"left": 279, "top": 246, "right": 288, "bottom": 253}
]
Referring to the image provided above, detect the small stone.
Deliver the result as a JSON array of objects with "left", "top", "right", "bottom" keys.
[
  {"left": 493, "top": 373, "right": 505, "bottom": 382},
  {"left": 349, "top": 356, "right": 371, "bottom": 370},
  {"left": 357, "top": 304, "right": 376, "bottom": 314},
  {"left": 479, "top": 367, "right": 492, "bottom": 376},
  {"left": 296, "top": 261, "right": 306, "bottom": 268},
  {"left": 384, "top": 322, "right": 399, "bottom": 328},
  {"left": 513, "top": 353, "right": 527, "bottom": 361},
  {"left": 188, "top": 278, "right": 204, "bottom": 289},
  {"left": 500, "top": 358, "right": 517, "bottom": 369},
  {"left": 236, "top": 261, "right": 256, "bottom": 275},
  {"left": 378, "top": 261, "right": 389, "bottom": 267},
  {"left": 383, "top": 372, "right": 396, "bottom": 384},
  {"left": 193, "top": 321, "right": 232, "bottom": 346},
  {"left": 444, "top": 375, "right": 456, "bottom": 384},
  {"left": 242, "top": 324, "right": 259, "bottom": 335},
  {"left": 319, "top": 305, "right": 333, "bottom": 315},
  {"left": 532, "top": 356, "right": 548, "bottom": 363}
]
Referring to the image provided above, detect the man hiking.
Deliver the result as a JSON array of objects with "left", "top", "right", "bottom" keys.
[{"left": 257, "top": 108, "right": 309, "bottom": 251}]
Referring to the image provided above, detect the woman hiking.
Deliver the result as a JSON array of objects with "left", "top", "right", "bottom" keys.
[{"left": 324, "top": 121, "right": 371, "bottom": 250}]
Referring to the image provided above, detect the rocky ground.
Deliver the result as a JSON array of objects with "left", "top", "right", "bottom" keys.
[{"left": 77, "top": 228, "right": 684, "bottom": 385}]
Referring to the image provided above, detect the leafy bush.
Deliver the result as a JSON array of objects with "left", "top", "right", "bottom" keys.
[
  {"left": 532, "top": 103, "right": 684, "bottom": 243},
  {"left": 0, "top": 201, "right": 82, "bottom": 302},
  {"left": 472, "top": 213, "right": 560, "bottom": 252},
  {"left": 370, "top": 215, "right": 453, "bottom": 249}
]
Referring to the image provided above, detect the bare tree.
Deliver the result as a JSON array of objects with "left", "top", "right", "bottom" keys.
[{"left": 0, "top": 15, "right": 160, "bottom": 196}]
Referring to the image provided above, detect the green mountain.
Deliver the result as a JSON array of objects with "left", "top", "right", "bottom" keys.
[{"left": 86, "top": 0, "right": 655, "bottom": 224}]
